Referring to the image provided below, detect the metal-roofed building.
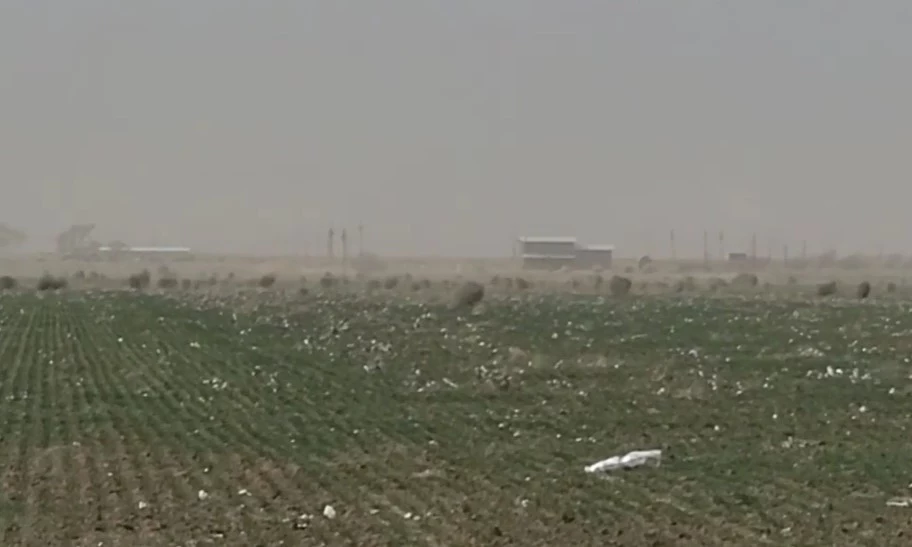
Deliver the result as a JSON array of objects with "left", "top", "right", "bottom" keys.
[
  {"left": 518, "top": 237, "right": 577, "bottom": 270},
  {"left": 574, "top": 243, "right": 614, "bottom": 269},
  {"left": 96, "top": 246, "right": 193, "bottom": 261},
  {"left": 98, "top": 246, "right": 191, "bottom": 253},
  {"left": 517, "top": 236, "right": 614, "bottom": 270},
  {"left": 518, "top": 236, "right": 576, "bottom": 256}
]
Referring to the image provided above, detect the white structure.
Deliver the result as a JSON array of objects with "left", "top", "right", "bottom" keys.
[
  {"left": 518, "top": 237, "right": 577, "bottom": 270},
  {"left": 101, "top": 246, "right": 191, "bottom": 253},
  {"left": 517, "top": 236, "right": 577, "bottom": 256},
  {"left": 517, "top": 236, "right": 614, "bottom": 270},
  {"left": 574, "top": 244, "right": 614, "bottom": 269},
  {"left": 97, "top": 246, "right": 193, "bottom": 260}
]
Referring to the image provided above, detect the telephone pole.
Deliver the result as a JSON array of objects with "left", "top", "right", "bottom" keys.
[
  {"left": 750, "top": 233, "right": 757, "bottom": 264},
  {"left": 358, "top": 222, "right": 364, "bottom": 256},
  {"left": 703, "top": 230, "right": 709, "bottom": 268},
  {"left": 341, "top": 228, "right": 348, "bottom": 266},
  {"left": 718, "top": 230, "right": 724, "bottom": 262},
  {"left": 670, "top": 229, "right": 677, "bottom": 261},
  {"left": 327, "top": 226, "right": 335, "bottom": 259}
]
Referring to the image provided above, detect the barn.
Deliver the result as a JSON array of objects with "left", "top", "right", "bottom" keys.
[
  {"left": 97, "top": 246, "right": 193, "bottom": 261},
  {"left": 574, "top": 244, "right": 614, "bottom": 270},
  {"left": 517, "top": 236, "right": 615, "bottom": 270},
  {"left": 518, "top": 237, "right": 577, "bottom": 270}
]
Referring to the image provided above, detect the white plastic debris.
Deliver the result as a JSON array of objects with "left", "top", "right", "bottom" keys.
[
  {"left": 887, "top": 497, "right": 912, "bottom": 507},
  {"left": 197, "top": 489, "right": 209, "bottom": 501},
  {"left": 323, "top": 504, "right": 337, "bottom": 519},
  {"left": 585, "top": 449, "right": 662, "bottom": 473}
]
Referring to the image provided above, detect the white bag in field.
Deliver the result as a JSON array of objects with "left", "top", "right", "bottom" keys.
[{"left": 585, "top": 449, "right": 662, "bottom": 473}]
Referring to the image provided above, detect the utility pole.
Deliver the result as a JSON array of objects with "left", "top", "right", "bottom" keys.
[
  {"left": 358, "top": 222, "right": 364, "bottom": 256},
  {"left": 670, "top": 229, "right": 677, "bottom": 261},
  {"left": 801, "top": 240, "right": 807, "bottom": 260},
  {"left": 327, "top": 226, "right": 335, "bottom": 259},
  {"left": 703, "top": 230, "right": 709, "bottom": 269},
  {"left": 750, "top": 233, "right": 757, "bottom": 264},
  {"left": 783, "top": 244, "right": 789, "bottom": 265},
  {"left": 341, "top": 228, "right": 348, "bottom": 267},
  {"left": 718, "top": 230, "right": 724, "bottom": 263}
]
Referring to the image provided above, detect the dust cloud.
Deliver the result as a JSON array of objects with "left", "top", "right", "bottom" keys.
[{"left": 1, "top": 1, "right": 910, "bottom": 259}]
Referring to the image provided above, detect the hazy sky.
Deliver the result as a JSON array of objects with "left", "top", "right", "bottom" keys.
[{"left": 2, "top": 1, "right": 911, "bottom": 257}]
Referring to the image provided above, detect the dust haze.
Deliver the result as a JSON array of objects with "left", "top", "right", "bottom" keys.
[{"left": 2, "top": 1, "right": 911, "bottom": 258}]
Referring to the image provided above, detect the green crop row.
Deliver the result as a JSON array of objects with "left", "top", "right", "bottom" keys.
[{"left": 0, "top": 291, "right": 909, "bottom": 545}]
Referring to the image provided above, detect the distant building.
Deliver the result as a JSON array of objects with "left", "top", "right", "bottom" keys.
[
  {"left": 518, "top": 237, "right": 577, "bottom": 270},
  {"left": 728, "top": 252, "right": 748, "bottom": 262},
  {"left": 521, "top": 254, "right": 576, "bottom": 270},
  {"left": 517, "top": 236, "right": 614, "bottom": 270},
  {"left": 574, "top": 244, "right": 614, "bottom": 270},
  {"left": 97, "top": 246, "right": 193, "bottom": 261},
  {"left": 518, "top": 236, "right": 576, "bottom": 256}
]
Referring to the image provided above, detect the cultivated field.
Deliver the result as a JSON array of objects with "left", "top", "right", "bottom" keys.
[{"left": 1, "top": 281, "right": 912, "bottom": 545}]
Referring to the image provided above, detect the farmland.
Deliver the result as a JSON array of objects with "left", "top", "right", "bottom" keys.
[{"left": 1, "top": 288, "right": 912, "bottom": 545}]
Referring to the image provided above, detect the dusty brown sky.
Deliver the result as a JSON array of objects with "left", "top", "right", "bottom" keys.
[{"left": 1, "top": 1, "right": 911, "bottom": 257}]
